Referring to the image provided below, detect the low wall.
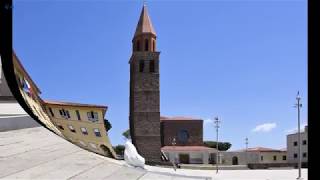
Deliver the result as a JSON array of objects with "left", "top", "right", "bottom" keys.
[
  {"left": 0, "top": 115, "right": 40, "bottom": 132},
  {"left": 248, "top": 163, "right": 298, "bottom": 169}
]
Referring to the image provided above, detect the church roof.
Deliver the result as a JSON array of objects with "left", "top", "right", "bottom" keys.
[
  {"left": 160, "top": 116, "right": 202, "bottom": 121},
  {"left": 43, "top": 100, "right": 108, "bottom": 109},
  {"left": 161, "top": 146, "right": 217, "bottom": 152},
  {"left": 134, "top": 4, "right": 156, "bottom": 38},
  {"left": 234, "top": 147, "right": 286, "bottom": 152}
]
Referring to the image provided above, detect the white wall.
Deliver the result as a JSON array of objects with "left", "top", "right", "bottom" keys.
[{"left": 287, "top": 127, "right": 308, "bottom": 163}]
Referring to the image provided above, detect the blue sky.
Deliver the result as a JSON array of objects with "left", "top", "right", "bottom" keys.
[{"left": 13, "top": 0, "right": 307, "bottom": 151}]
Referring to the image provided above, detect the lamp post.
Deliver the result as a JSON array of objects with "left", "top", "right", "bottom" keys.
[
  {"left": 245, "top": 137, "right": 248, "bottom": 151},
  {"left": 214, "top": 117, "right": 221, "bottom": 174},
  {"left": 171, "top": 137, "right": 177, "bottom": 171},
  {"left": 294, "top": 91, "right": 302, "bottom": 179},
  {"left": 245, "top": 137, "right": 248, "bottom": 164}
]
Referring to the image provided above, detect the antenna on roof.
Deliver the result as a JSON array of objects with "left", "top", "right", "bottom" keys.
[{"left": 143, "top": 0, "right": 147, "bottom": 6}]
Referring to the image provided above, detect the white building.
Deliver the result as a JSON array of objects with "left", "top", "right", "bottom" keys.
[
  {"left": 220, "top": 147, "right": 287, "bottom": 165},
  {"left": 287, "top": 125, "right": 308, "bottom": 164}
]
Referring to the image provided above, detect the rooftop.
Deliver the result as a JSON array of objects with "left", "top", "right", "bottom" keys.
[
  {"left": 234, "top": 147, "right": 286, "bottom": 153},
  {"left": 161, "top": 146, "right": 216, "bottom": 152},
  {"left": 43, "top": 100, "right": 108, "bottom": 109},
  {"left": 12, "top": 51, "right": 42, "bottom": 94},
  {"left": 160, "top": 116, "right": 202, "bottom": 121}
]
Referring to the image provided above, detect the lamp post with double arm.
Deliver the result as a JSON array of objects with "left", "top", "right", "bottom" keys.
[{"left": 294, "top": 91, "right": 302, "bottom": 179}]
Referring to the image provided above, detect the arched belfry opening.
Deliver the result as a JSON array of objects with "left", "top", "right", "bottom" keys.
[
  {"left": 136, "top": 40, "right": 141, "bottom": 51},
  {"left": 144, "top": 39, "right": 149, "bottom": 51}
]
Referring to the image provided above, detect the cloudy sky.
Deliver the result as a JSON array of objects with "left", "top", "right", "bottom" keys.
[{"left": 13, "top": 0, "right": 307, "bottom": 151}]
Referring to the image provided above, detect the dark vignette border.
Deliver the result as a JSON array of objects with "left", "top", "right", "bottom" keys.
[
  {"left": 0, "top": 0, "right": 57, "bottom": 136},
  {"left": 308, "top": 0, "right": 319, "bottom": 178}
]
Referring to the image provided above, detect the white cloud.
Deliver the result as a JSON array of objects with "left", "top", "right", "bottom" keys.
[
  {"left": 285, "top": 123, "right": 308, "bottom": 134},
  {"left": 252, "top": 123, "right": 277, "bottom": 133}
]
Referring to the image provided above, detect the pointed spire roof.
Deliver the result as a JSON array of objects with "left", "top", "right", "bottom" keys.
[{"left": 134, "top": 4, "right": 156, "bottom": 38}]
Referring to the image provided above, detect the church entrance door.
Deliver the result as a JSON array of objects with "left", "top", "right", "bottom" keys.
[
  {"left": 179, "top": 154, "right": 190, "bottom": 164},
  {"left": 232, "top": 156, "right": 238, "bottom": 165}
]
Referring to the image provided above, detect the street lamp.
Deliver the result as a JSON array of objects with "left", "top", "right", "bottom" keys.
[
  {"left": 171, "top": 137, "right": 177, "bottom": 171},
  {"left": 214, "top": 117, "right": 221, "bottom": 174},
  {"left": 294, "top": 91, "right": 303, "bottom": 179},
  {"left": 245, "top": 137, "right": 248, "bottom": 164},
  {"left": 245, "top": 137, "right": 248, "bottom": 151}
]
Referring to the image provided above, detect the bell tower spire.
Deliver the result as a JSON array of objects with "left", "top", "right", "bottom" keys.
[
  {"left": 132, "top": 4, "right": 157, "bottom": 52},
  {"left": 129, "top": 4, "right": 161, "bottom": 164}
]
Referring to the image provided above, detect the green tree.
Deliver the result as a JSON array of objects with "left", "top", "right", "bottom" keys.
[
  {"left": 204, "top": 141, "right": 232, "bottom": 151},
  {"left": 113, "top": 145, "right": 125, "bottom": 155},
  {"left": 104, "top": 119, "right": 112, "bottom": 131},
  {"left": 122, "top": 129, "right": 130, "bottom": 139}
]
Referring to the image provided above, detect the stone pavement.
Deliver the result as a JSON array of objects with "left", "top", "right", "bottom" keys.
[
  {"left": 0, "top": 127, "right": 308, "bottom": 180},
  {"left": 0, "top": 127, "right": 210, "bottom": 180}
]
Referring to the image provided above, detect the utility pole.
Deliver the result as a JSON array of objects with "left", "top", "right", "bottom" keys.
[
  {"left": 245, "top": 137, "right": 248, "bottom": 151},
  {"left": 171, "top": 137, "right": 177, "bottom": 171},
  {"left": 294, "top": 91, "right": 302, "bottom": 179},
  {"left": 245, "top": 137, "right": 249, "bottom": 165},
  {"left": 214, "top": 117, "right": 221, "bottom": 174}
]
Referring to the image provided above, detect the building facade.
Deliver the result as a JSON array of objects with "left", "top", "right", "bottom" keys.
[
  {"left": 287, "top": 125, "right": 308, "bottom": 164},
  {"left": 129, "top": 5, "right": 161, "bottom": 164},
  {"left": 44, "top": 100, "right": 116, "bottom": 158},
  {"left": 160, "top": 116, "right": 216, "bottom": 164},
  {"left": 161, "top": 116, "right": 203, "bottom": 146},
  {"left": 12, "top": 52, "right": 61, "bottom": 135},
  {"left": 220, "top": 147, "right": 287, "bottom": 165},
  {"left": 10, "top": 51, "right": 116, "bottom": 159}
]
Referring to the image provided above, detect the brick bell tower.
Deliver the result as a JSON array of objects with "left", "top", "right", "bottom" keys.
[{"left": 129, "top": 4, "right": 161, "bottom": 164}]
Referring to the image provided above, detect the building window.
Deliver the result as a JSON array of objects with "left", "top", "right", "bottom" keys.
[
  {"left": 57, "top": 124, "right": 64, "bottom": 130},
  {"left": 153, "top": 40, "right": 155, "bottom": 51},
  {"left": 139, "top": 60, "right": 144, "bottom": 72},
  {"left": 87, "top": 111, "right": 99, "bottom": 122},
  {"left": 66, "top": 110, "right": 70, "bottom": 119},
  {"left": 94, "top": 128, "right": 101, "bottom": 137},
  {"left": 261, "top": 156, "right": 263, "bottom": 161},
  {"left": 177, "top": 130, "right": 189, "bottom": 144},
  {"left": 136, "top": 40, "right": 140, "bottom": 51},
  {"left": 145, "top": 39, "right": 149, "bottom": 51},
  {"left": 293, "top": 141, "right": 298, "bottom": 146},
  {"left": 294, "top": 153, "right": 298, "bottom": 158},
  {"left": 59, "top": 109, "right": 70, "bottom": 119},
  {"left": 283, "top": 155, "right": 286, "bottom": 160},
  {"left": 149, "top": 60, "right": 155, "bottom": 73},
  {"left": 68, "top": 125, "right": 76, "bottom": 133},
  {"left": 76, "top": 110, "right": 81, "bottom": 120},
  {"left": 303, "top": 140, "right": 307, "bottom": 145},
  {"left": 89, "top": 143, "right": 97, "bottom": 149},
  {"left": 303, "top": 153, "right": 307, "bottom": 158},
  {"left": 49, "top": 107, "right": 54, "bottom": 117},
  {"left": 80, "top": 127, "right": 88, "bottom": 135},
  {"left": 273, "top": 156, "right": 277, "bottom": 161}
]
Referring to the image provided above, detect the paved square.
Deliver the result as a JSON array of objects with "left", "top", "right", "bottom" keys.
[{"left": 0, "top": 127, "right": 308, "bottom": 180}]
